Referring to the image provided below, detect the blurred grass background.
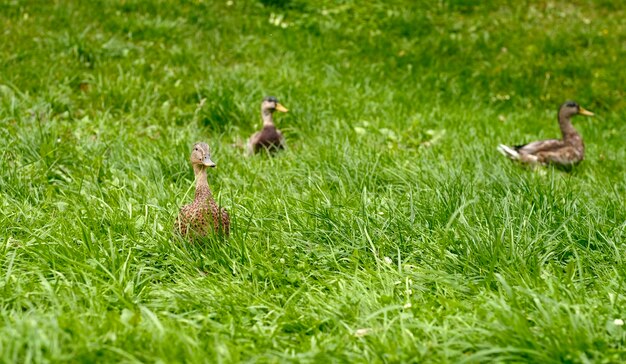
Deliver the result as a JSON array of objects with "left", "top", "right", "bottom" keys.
[{"left": 1, "top": 0, "right": 625, "bottom": 362}]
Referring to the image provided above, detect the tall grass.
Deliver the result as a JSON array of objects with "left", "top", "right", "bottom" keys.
[{"left": 1, "top": 0, "right": 625, "bottom": 362}]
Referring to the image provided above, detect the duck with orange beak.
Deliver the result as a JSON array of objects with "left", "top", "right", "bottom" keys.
[
  {"left": 247, "top": 96, "right": 289, "bottom": 155},
  {"left": 498, "top": 101, "right": 594, "bottom": 167}
]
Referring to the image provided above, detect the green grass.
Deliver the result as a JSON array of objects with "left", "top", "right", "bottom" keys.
[{"left": 1, "top": 0, "right": 626, "bottom": 362}]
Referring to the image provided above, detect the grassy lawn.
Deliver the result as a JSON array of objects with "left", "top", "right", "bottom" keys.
[{"left": 1, "top": 0, "right": 626, "bottom": 362}]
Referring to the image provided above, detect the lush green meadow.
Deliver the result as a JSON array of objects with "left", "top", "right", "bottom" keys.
[{"left": 1, "top": 0, "right": 626, "bottom": 362}]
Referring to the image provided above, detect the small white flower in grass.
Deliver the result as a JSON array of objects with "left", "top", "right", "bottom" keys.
[
  {"left": 354, "top": 328, "right": 372, "bottom": 337},
  {"left": 614, "top": 319, "right": 624, "bottom": 326},
  {"left": 279, "top": 258, "right": 285, "bottom": 264},
  {"left": 403, "top": 302, "right": 412, "bottom": 309},
  {"left": 226, "top": 0, "right": 234, "bottom": 6},
  {"left": 383, "top": 256, "right": 393, "bottom": 265}
]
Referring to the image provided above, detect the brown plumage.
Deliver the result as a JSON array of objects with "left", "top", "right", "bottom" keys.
[
  {"left": 175, "top": 142, "right": 230, "bottom": 238},
  {"left": 247, "top": 96, "right": 288, "bottom": 155},
  {"left": 498, "top": 101, "right": 594, "bottom": 167}
]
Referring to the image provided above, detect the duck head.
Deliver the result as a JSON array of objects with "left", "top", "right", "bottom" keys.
[
  {"left": 261, "top": 96, "right": 288, "bottom": 115},
  {"left": 560, "top": 101, "right": 594, "bottom": 119},
  {"left": 190, "top": 142, "right": 216, "bottom": 168}
]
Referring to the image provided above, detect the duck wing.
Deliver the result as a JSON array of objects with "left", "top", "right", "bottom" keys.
[
  {"left": 175, "top": 204, "right": 193, "bottom": 236},
  {"left": 220, "top": 207, "right": 230, "bottom": 237},
  {"left": 498, "top": 139, "right": 568, "bottom": 164},
  {"left": 515, "top": 139, "right": 564, "bottom": 155},
  {"left": 246, "top": 131, "right": 262, "bottom": 155},
  {"left": 534, "top": 145, "right": 583, "bottom": 166}
]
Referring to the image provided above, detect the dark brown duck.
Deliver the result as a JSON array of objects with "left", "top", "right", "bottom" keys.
[{"left": 247, "top": 96, "right": 288, "bottom": 155}]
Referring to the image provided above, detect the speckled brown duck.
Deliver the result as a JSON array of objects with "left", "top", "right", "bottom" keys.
[
  {"left": 175, "top": 142, "right": 229, "bottom": 238},
  {"left": 498, "top": 101, "right": 594, "bottom": 167},
  {"left": 247, "top": 96, "right": 288, "bottom": 155}
]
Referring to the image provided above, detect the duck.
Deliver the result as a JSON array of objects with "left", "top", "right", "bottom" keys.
[
  {"left": 247, "top": 96, "right": 288, "bottom": 155},
  {"left": 175, "top": 142, "right": 230, "bottom": 238},
  {"left": 498, "top": 101, "right": 594, "bottom": 167}
]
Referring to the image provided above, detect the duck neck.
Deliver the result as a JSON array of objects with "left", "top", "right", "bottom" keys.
[
  {"left": 558, "top": 113, "right": 581, "bottom": 145},
  {"left": 193, "top": 165, "right": 214, "bottom": 202},
  {"left": 262, "top": 109, "right": 275, "bottom": 127}
]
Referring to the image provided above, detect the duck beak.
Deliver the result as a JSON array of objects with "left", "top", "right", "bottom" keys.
[
  {"left": 275, "top": 103, "right": 288, "bottom": 113},
  {"left": 203, "top": 155, "right": 216, "bottom": 168},
  {"left": 579, "top": 107, "right": 594, "bottom": 116}
]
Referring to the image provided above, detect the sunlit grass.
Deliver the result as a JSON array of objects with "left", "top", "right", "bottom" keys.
[{"left": 1, "top": 0, "right": 625, "bottom": 362}]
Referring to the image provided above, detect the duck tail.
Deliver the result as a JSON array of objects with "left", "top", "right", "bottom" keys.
[{"left": 497, "top": 144, "right": 520, "bottom": 160}]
